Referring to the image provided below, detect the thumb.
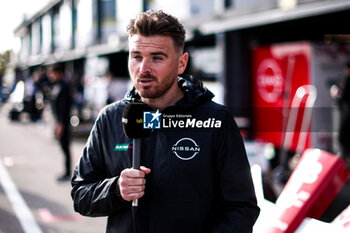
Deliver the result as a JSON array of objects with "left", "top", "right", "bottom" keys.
[{"left": 140, "top": 166, "right": 151, "bottom": 175}]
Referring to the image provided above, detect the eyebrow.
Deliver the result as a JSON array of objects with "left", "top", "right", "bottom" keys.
[
  {"left": 151, "top": 52, "right": 168, "bottom": 58},
  {"left": 130, "top": 50, "right": 168, "bottom": 58}
]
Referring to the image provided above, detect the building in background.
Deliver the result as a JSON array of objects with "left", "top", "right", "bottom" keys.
[{"left": 12, "top": 0, "right": 350, "bottom": 155}]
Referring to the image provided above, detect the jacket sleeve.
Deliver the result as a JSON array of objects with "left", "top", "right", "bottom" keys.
[
  {"left": 211, "top": 110, "right": 260, "bottom": 233},
  {"left": 71, "top": 109, "right": 129, "bottom": 217}
]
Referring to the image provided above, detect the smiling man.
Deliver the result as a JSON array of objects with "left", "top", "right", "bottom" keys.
[{"left": 71, "top": 10, "right": 260, "bottom": 233}]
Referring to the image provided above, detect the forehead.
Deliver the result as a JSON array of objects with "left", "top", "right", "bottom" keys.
[{"left": 128, "top": 35, "right": 176, "bottom": 53}]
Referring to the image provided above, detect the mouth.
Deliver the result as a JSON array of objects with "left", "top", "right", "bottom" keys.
[{"left": 137, "top": 77, "right": 156, "bottom": 88}]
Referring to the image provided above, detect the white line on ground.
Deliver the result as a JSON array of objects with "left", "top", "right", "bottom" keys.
[{"left": 0, "top": 157, "right": 43, "bottom": 233}]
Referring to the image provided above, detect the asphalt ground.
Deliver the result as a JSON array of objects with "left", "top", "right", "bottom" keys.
[{"left": 0, "top": 104, "right": 107, "bottom": 233}]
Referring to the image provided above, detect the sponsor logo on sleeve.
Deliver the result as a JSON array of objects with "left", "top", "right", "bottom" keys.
[{"left": 114, "top": 142, "right": 133, "bottom": 151}]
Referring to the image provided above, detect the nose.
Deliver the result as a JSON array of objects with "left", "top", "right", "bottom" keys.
[{"left": 139, "top": 59, "right": 150, "bottom": 74}]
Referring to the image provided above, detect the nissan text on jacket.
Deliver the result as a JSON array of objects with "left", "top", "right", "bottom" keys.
[{"left": 71, "top": 75, "right": 260, "bottom": 233}]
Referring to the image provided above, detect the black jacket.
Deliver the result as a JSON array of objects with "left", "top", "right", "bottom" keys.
[
  {"left": 71, "top": 76, "right": 260, "bottom": 233},
  {"left": 50, "top": 80, "right": 72, "bottom": 127}
]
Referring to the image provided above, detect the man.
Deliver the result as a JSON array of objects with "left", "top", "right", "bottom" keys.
[
  {"left": 331, "top": 62, "right": 350, "bottom": 162},
  {"left": 338, "top": 62, "right": 350, "bottom": 161},
  {"left": 48, "top": 63, "right": 73, "bottom": 181},
  {"left": 71, "top": 10, "right": 260, "bottom": 233}
]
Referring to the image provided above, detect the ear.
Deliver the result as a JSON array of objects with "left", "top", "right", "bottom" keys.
[{"left": 177, "top": 52, "right": 189, "bottom": 75}]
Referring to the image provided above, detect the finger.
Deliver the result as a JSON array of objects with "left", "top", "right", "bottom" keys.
[
  {"left": 121, "top": 168, "right": 146, "bottom": 179},
  {"left": 119, "top": 183, "right": 145, "bottom": 201},
  {"left": 140, "top": 166, "right": 151, "bottom": 174},
  {"left": 127, "top": 177, "right": 147, "bottom": 186},
  {"left": 119, "top": 177, "right": 146, "bottom": 188},
  {"left": 127, "top": 184, "right": 146, "bottom": 193},
  {"left": 124, "top": 191, "right": 145, "bottom": 202}
]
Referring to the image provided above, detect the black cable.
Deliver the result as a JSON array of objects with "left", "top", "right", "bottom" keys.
[{"left": 132, "top": 206, "right": 138, "bottom": 233}]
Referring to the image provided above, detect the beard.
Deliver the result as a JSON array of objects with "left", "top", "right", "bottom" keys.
[{"left": 134, "top": 72, "right": 177, "bottom": 99}]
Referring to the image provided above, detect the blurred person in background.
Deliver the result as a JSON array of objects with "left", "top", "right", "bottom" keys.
[
  {"left": 331, "top": 62, "right": 350, "bottom": 164},
  {"left": 26, "top": 66, "right": 50, "bottom": 122},
  {"left": 338, "top": 62, "right": 350, "bottom": 164},
  {"left": 48, "top": 63, "right": 73, "bottom": 182},
  {"left": 321, "top": 62, "right": 350, "bottom": 222}
]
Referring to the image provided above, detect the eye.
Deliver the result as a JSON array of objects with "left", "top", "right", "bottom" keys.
[
  {"left": 131, "top": 54, "right": 142, "bottom": 60},
  {"left": 132, "top": 55, "right": 142, "bottom": 60},
  {"left": 153, "top": 56, "right": 163, "bottom": 61}
]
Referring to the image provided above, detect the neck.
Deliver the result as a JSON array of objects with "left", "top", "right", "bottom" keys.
[{"left": 141, "top": 82, "right": 184, "bottom": 110}]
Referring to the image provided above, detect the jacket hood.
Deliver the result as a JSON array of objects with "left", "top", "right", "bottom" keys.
[{"left": 124, "top": 74, "right": 214, "bottom": 108}]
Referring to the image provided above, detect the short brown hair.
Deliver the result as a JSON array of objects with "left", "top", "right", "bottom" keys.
[
  {"left": 127, "top": 10, "right": 186, "bottom": 52},
  {"left": 49, "top": 63, "right": 64, "bottom": 73}
]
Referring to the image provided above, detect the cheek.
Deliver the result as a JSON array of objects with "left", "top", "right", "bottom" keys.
[
  {"left": 128, "top": 62, "right": 137, "bottom": 77},
  {"left": 157, "top": 62, "right": 175, "bottom": 75}
]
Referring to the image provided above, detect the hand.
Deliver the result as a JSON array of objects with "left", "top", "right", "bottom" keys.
[
  {"left": 118, "top": 166, "right": 151, "bottom": 202},
  {"left": 330, "top": 84, "right": 340, "bottom": 99},
  {"left": 54, "top": 123, "right": 64, "bottom": 139}
]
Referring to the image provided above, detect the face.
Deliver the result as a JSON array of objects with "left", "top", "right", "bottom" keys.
[
  {"left": 128, "top": 35, "right": 188, "bottom": 99},
  {"left": 48, "top": 70, "right": 62, "bottom": 83}
]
